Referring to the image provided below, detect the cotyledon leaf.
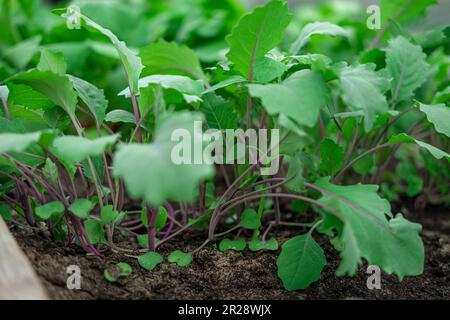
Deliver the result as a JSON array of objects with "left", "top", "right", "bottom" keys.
[{"left": 277, "top": 233, "right": 326, "bottom": 290}]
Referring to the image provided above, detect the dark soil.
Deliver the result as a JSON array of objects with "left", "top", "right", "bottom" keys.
[{"left": 9, "top": 209, "right": 450, "bottom": 300}]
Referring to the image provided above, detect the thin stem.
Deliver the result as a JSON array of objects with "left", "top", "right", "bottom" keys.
[
  {"left": 333, "top": 143, "right": 390, "bottom": 182},
  {"left": 1, "top": 94, "right": 10, "bottom": 120}
]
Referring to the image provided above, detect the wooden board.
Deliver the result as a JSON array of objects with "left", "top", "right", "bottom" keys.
[{"left": 0, "top": 217, "right": 48, "bottom": 300}]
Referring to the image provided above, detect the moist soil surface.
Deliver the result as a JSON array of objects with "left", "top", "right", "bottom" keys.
[{"left": 10, "top": 208, "right": 450, "bottom": 300}]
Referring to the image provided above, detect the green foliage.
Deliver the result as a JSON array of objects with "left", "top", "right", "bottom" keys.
[
  {"left": 337, "top": 64, "right": 389, "bottom": 131},
  {"left": 113, "top": 112, "right": 214, "bottom": 205},
  {"left": 219, "top": 238, "right": 246, "bottom": 252},
  {"left": 239, "top": 208, "right": 261, "bottom": 230},
  {"left": 1, "top": 0, "right": 447, "bottom": 293},
  {"left": 249, "top": 70, "right": 328, "bottom": 126},
  {"left": 168, "top": 250, "right": 193, "bottom": 267},
  {"left": 315, "top": 178, "right": 424, "bottom": 279},
  {"left": 277, "top": 233, "right": 326, "bottom": 290},
  {"left": 138, "top": 252, "right": 163, "bottom": 270},
  {"left": 104, "top": 262, "right": 132, "bottom": 283},
  {"left": 69, "top": 199, "right": 94, "bottom": 219},
  {"left": 35, "top": 201, "right": 64, "bottom": 220},
  {"left": 385, "top": 36, "right": 429, "bottom": 104},
  {"left": 53, "top": 135, "right": 119, "bottom": 164},
  {"left": 226, "top": 0, "right": 292, "bottom": 79},
  {"left": 249, "top": 238, "right": 279, "bottom": 251}
]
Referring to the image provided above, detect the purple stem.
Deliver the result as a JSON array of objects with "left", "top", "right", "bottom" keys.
[
  {"left": 1, "top": 95, "right": 10, "bottom": 120},
  {"left": 161, "top": 203, "right": 176, "bottom": 242},
  {"left": 146, "top": 207, "right": 158, "bottom": 251}
]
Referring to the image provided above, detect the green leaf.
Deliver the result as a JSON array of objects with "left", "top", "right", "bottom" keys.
[
  {"left": 315, "top": 178, "right": 424, "bottom": 279},
  {"left": 249, "top": 69, "right": 328, "bottom": 127},
  {"left": 320, "top": 139, "right": 344, "bottom": 176},
  {"left": 140, "top": 39, "right": 205, "bottom": 80},
  {"left": 249, "top": 238, "right": 279, "bottom": 251},
  {"left": 226, "top": 0, "right": 292, "bottom": 79},
  {"left": 37, "top": 48, "right": 67, "bottom": 76},
  {"left": 136, "top": 234, "right": 148, "bottom": 249},
  {"left": 381, "top": 0, "right": 437, "bottom": 26},
  {"left": 35, "top": 201, "right": 64, "bottom": 220},
  {"left": 104, "top": 262, "right": 132, "bottom": 282},
  {"left": 155, "top": 206, "right": 168, "bottom": 230},
  {"left": 101, "top": 205, "right": 119, "bottom": 225},
  {"left": 290, "top": 22, "right": 348, "bottom": 55},
  {"left": 138, "top": 252, "right": 163, "bottom": 270},
  {"left": 388, "top": 133, "right": 450, "bottom": 161},
  {"left": 53, "top": 134, "right": 119, "bottom": 164},
  {"left": 239, "top": 208, "right": 261, "bottom": 230},
  {"left": 3, "top": 36, "right": 41, "bottom": 69},
  {"left": 168, "top": 250, "right": 193, "bottom": 267},
  {"left": 105, "top": 110, "right": 137, "bottom": 125},
  {"left": 418, "top": 102, "right": 450, "bottom": 138},
  {"left": 219, "top": 238, "right": 246, "bottom": 252},
  {"left": 200, "top": 93, "right": 238, "bottom": 130},
  {"left": 118, "top": 75, "right": 203, "bottom": 104},
  {"left": 113, "top": 112, "right": 214, "bottom": 205},
  {"left": 68, "top": 75, "right": 108, "bottom": 124},
  {"left": 0, "top": 130, "right": 54, "bottom": 153},
  {"left": 84, "top": 218, "right": 106, "bottom": 244},
  {"left": 338, "top": 64, "right": 389, "bottom": 131},
  {"left": 277, "top": 233, "right": 326, "bottom": 290},
  {"left": 253, "top": 56, "right": 287, "bottom": 83},
  {"left": 68, "top": 12, "right": 143, "bottom": 94},
  {"left": 202, "top": 75, "right": 247, "bottom": 95},
  {"left": 386, "top": 36, "right": 429, "bottom": 104},
  {"left": 8, "top": 69, "right": 78, "bottom": 116},
  {"left": 0, "top": 203, "right": 12, "bottom": 221},
  {"left": 69, "top": 199, "right": 94, "bottom": 219},
  {"left": 7, "top": 84, "right": 53, "bottom": 110}
]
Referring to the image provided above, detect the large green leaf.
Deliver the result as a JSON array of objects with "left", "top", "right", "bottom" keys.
[
  {"left": 315, "top": 178, "right": 424, "bottom": 279},
  {"left": 68, "top": 75, "right": 108, "bottom": 124},
  {"left": 52, "top": 134, "right": 120, "bottom": 164},
  {"left": 418, "top": 102, "right": 450, "bottom": 138},
  {"left": 37, "top": 48, "right": 67, "bottom": 76},
  {"left": 200, "top": 93, "right": 238, "bottom": 130},
  {"left": 385, "top": 36, "right": 429, "bottom": 104},
  {"left": 118, "top": 75, "right": 203, "bottom": 104},
  {"left": 8, "top": 69, "right": 78, "bottom": 116},
  {"left": 60, "top": 10, "right": 143, "bottom": 94},
  {"left": 6, "top": 84, "right": 53, "bottom": 110},
  {"left": 140, "top": 39, "right": 205, "bottom": 80},
  {"left": 290, "top": 22, "right": 349, "bottom": 55},
  {"left": 388, "top": 133, "right": 450, "bottom": 161},
  {"left": 69, "top": 198, "right": 94, "bottom": 219},
  {"left": 248, "top": 69, "right": 328, "bottom": 127},
  {"left": 226, "top": 0, "right": 292, "bottom": 79},
  {"left": 338, "top": 64, "right": 389, "bottom": 131},
  {"left": 3, "top": 36, "right": 41, "bottom": 70},
  {"left": 0, "top": 131, "right": 54, "bottom": 153},
  {"left": 277, "top": 233, "right": 326, "bottom": 290},
  {"left": 381, "top": 0, "right": 437, "bottom": 26},
  {"left": 320, "top": 139, "right": 344, "bottom": 176},
  {"left": 113, "top": 112, "right": 214, "bottom": 205}
]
